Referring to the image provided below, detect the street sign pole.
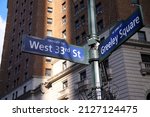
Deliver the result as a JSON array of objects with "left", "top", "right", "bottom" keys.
[
  {"left": 88, "top": 0, "right": 102, "bottom": 100},
  {"left": 131, "top": 0, "right": 144, "bottom": 21}
]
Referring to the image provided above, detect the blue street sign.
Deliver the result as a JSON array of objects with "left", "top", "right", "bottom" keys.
[
  {"left": 22, "top": 35, "right": 89, "bottom": 64},
  {"left": 99, "top": 8, "right": 144, "bottom": 62}
]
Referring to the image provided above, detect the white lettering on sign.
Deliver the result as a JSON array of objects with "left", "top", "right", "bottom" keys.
[
  {"left": 29, "top": 40, "right": 53, "bottom": 52},
  {"left": 22, "top": 36, "right": 87, "bottom": 64},
  {"left": 119, "top": 16, "right": 140, "bottom": 38},
  {"left": 73, "top": 49, "right": 81, "bottom": 58},
  {"left": 29, "top": 40, "right": 82, "bottom": 59},
  {"left": 54, "top": 46, "right": 69, "bottom": 55},
  {"left": 100, "top": 16, "right": 141, "bottom": 55},
  {"left": 101, "top": 35, "right": 118, "bottom": 55}
]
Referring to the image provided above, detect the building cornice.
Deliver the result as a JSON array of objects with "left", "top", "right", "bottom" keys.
[
  {"left": 125, "top": 39, "right": 150, "bottom": 48},
  {"left": 46, "top": 63, "right": 88, "bottom": 88}
]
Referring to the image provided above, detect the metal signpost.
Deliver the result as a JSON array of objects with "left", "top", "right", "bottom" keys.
[
  {"left": 99, "top": 8, "right": 144, "bottom": 62},
  {"left": 87, "top": 0, "right": 102, "bottom": 100},
  {"left": 22, "top": 35, "right": 89, "bottom": 64}
]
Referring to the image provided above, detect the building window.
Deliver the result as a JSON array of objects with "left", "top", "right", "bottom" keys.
[
  {"left": 15, "top": 91, "right": 18, "bottom": 99},
  {"left": 29, "top": 13, "right": 32, "bottom": 21},
  {"left": 14, "top": 18, "right": 17, "bottom": 25},
  {"left": 17, "top": 77, "right": 19, "bottom": 86},
  {"left": 18, "top": 64, "right": 21, "bottom": 73},
  {"left": 21, "top": 12, "right": 23, "bottom": 17},
  {"left": 19, "top": 22, "right": 22, "bottom": 29},
  {"left": 12, "top": 38, "right": 14, "bottom": 43},
  {"left": 80, "top": 70, "right": 86, "bottom": 81},
  {"left": 140, "top": 54, "right": 150, "bottom": 75},
  {"left": 16, "top": 55, "right": 19, "bottom": 61},
  {"left": 29, "top": 11, "right": 32, "bottom": 16},
  {"left": 21, "top": 29, "right": 24, "bottom": 34},
  {"left": 63, "top": 80, "right": 68, "bottom": 89},
  {"left": 48, "top": 7, "right": 53, "bottom": 13},
  {"left": 48, "top": 0, "right": 52, "bottom": 2},
  {"left": 12, "top": 93, "right": 15, "bottom": 100},
  {"left": 75, "top": 20, "right": 80, "bottom": 29},
  {"left": 14, "top": 80, "right": 16, "bottom": 88},
  {"left": 15, "top": 67, "right": 18, "bottom": 75},
  {"left": 21, "top": 2, "right": 24, "bottom": 7},
  {"left": 47, "top": 18, "right": 52, "bottom": 24},
  {"left": 45, "top": 68, "right": 51, "bottom": 76},
  {"left": 6, "top": 85, "right": 9, "bottom": 92},
  {"left": 8, "top": 72, "right": 11, "bottom": 79},
  {"left": 138, "top": 31, "right": 146, "bottom": 41},
  {"left": 16, "top": 0, "right": 19, "bottom": 5},
  {"left": 97, "top": 19, "right": 104, "bottom": 32},
  {"left": 9, "top": 60, "right": 12, "bottom": 67},
  {"left": 62, "top": 30, "right": 66, "bottom": 39},
  {"left": 19, "top": 52, "right": 22, "bottom": 59},
  {"left": 103, "top": 59, "right": 109, "bottom": 68},
  {"left": 81, "top": 31, "right": 87, "bottom": 43},
  {"left": 74, "top": 4, "right": 79, "bottom": 14},
  {"left": 24, "top": 86, "right": 27, "bottom": 93},
  {"left": 30, "top": 1, "right": 33, "bottom": 6},
  {"left": 62, "top": 15, "right": 66, "bottom": 24},
  {"left": 76, "top": 36, "right": 80, "bottom": 45},
  {"left": 63, "top": 61, "right": 67, "bottom": 70},
  {"left": 15, "top": 9, "right": 18, "bottom": 14},
  {"left": 81, "top": 15, "right": 85, "bottom": 25},
  {"left": 80, "top": 0, "right": 85, "bottom": 9},
  {"left": 47, "top": 30, "right": 52, "bottom": 36},
  {"left": 10, "top": 49, "right": 13, "bottom": 55},
  {"left": 25, "top": 58, "right": 29, "bottom": 68},
  {"left": 13, "top": 28, "right": 15, "bottom": 34},
  {"left": 141, "top": 54, "right": 150, "bottom": 62},
  {"left": 147, "top": 93, "right": 150, "bottom": 100},
  {"left": 45, "top": 57, "right": 51, "bottom": 62},
  {"left": 29, "top": 22, "right": 32, "bottom": 31},
  {"left": 62, "top": 2, "right": 66, "bottom": 11},
  {"left": 96, "top": 2, "right": 103, "bottom": 14},
  {"left": 17, "top": 43, "right": 20, "bottom": 49},
  {"left": 23, "top": 9, "right": 26, "bottom": 14},
  {"left": 24, "top": 72, "right": 28, "bottom": 80},
  {"left": 14, "top": 65, "right": 19, "bottom": 74}
]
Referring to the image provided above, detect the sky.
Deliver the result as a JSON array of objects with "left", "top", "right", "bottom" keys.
[{"left": 0, "top": 0, "right": 7, "bottom": 64}]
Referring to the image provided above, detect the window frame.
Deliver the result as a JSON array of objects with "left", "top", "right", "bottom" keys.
[
  {"left": 80, "top": 70, "right": 86, "bottom": 81},
  {"left": 62, "top": 80, "right": 68, "bottom": 90},
  {"left": 47, "top": 18, "right": 53, "bottom": 24},
  {"left": 138, "top": 31, "right": 146, "bottom": 41},
  {"left": 45, "top": 68, "right": 52, "bottom": 76}
]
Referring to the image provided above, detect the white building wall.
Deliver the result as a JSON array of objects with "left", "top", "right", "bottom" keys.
[
  {"left": 41, "top": 64, "right": 93, "bottom": 100},
  {"left": 122, "top": 45, "right": 150, "bottom": 99}
]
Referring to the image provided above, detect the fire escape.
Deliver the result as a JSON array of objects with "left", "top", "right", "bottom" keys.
[{"left": 75, "top": 61, "right": 119, "bottom": 100}]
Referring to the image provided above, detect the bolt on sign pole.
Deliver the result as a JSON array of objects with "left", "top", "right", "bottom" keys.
[{"left": 87, "top": 0, "right": 102, "bottom": 100}]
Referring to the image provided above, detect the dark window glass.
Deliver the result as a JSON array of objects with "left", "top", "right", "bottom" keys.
[
  {"left": 141, "top": 54, "right": 150, "bottom": 62},
  {"left": 97, "top": 19, "right": 104, "bottom": 32},
  {"left": 80, "top": 70, "right": 86, "bottom": 81},
  {"left": 138, "top": 31, "right": 146, "bottom": 41}
]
